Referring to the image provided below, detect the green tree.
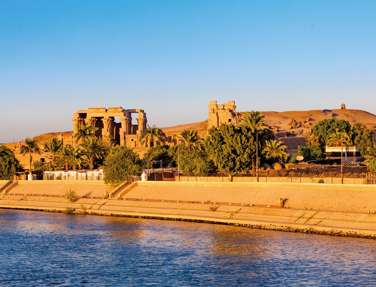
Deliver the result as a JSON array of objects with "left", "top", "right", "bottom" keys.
[
  {"left": 296, "top": 142, "right": 323, "bottom": 162},
  {"left": 143, "top": 145, "right": 175, "bottom": 169},
  {"left": 241, "top": 111, "right": 270, "bottom": 175},
  {"left": 179, "top": 130, "right": 200, "bottom": 149},
  {"left": 311, "top": 119, "right": 352, "bottom": 149},
  {"left": 81, "top": 138, "right": 107, "bottom": 170},
  {"left": 60, "top": 145, "right": 85, "bottom": 170},
  {"left": 20, "top": 138, "right": 40, "bottom": 172},
  {"left": 174, "top": 140, "right": 214, "bottom": 176},
  {"left": 0, "top": 145, "right": 21, "bottom": 179},
  {"left": 264, "top": 139, "right": 288, "bottom": 164},
  {"left": 141, "top": 126, "right": 166, "bottom": 147},
  {"left": 74, "top": 124, "right": 97, "bottom": 143},
  {"left": 351, "top": 123, "right": 373, "bottom": 158},
  {"left": 326, "top": 129, "right": 352, "bottom": 147},
  {"left": 43, "top": 138, "right": 63, "bottom": 170},
  {"left": 205, "top": 125, "right": 253, "bottom": 176},
  {"left": 365, "top": 145, "right": 376, "bottom": 172},
  {"left": 104, "top": 146, "right": 142, "bottom": 184}
]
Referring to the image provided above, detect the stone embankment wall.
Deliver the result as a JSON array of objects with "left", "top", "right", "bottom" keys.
[{"left": 0, "top": 180, "right": 376, "bottom": 238}]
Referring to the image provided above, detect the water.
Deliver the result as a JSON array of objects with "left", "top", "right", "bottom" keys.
[{"left": 0, "top": 210, "right": 375, "bottom": 287}]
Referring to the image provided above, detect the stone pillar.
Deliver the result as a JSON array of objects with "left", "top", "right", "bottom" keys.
[
  {"left": 102, "top": 117, "right": 114, "bottom": 144},
  {"left": 137, "top": 111, "right": 147, "bottom": 136},
  {"left": 85, "top": 116, "right": 92, "bottom": 127},
  {"left": 125, "top": 113, "right": 131, "bottom": 134},
  {"left": 72, "top": 113, "right": 80, "bottom": 145},
  {"left": 102, "top": 117, "right": 109, "bottom": 143},
  {"left": 120, "top": 117, "right": 127, "bottom": 146}
]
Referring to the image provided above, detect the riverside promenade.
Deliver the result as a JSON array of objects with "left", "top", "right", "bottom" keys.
[{"left": 1, "top": 180, "right": 376, "bottom": 238}]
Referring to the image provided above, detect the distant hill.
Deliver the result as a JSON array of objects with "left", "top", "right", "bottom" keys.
[{"left": 162, "top": 108, "right": 376, "bottom": 137}]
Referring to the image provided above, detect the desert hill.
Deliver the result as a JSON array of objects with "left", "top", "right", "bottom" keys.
[
  {"left": 261, "top": 108, "right": 376, "bottom": 136},
  {"left": 162, "top": 108, "right": 376, "bottom": 137}
]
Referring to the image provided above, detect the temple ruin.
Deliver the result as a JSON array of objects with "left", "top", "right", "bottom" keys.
[
  {"left": 208, "top": 100, "right": 239, "bottom": 129},
  {"left": 72, "top": 107, "right": 147, "bottom": 147}
]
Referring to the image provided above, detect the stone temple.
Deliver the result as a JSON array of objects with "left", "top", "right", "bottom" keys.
[
  {"left": 207, "top": 100, "right": 239, "bottom": 129},
  {"left": 72, "top": 107, "right": 147, "bottom": 148}
]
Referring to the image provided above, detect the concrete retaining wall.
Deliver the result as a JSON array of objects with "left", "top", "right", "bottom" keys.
[
  {"left": 125, "top": 182, "right": 376, "bottom": 213},
  {"left": 1, "top": 180, "right": 376, "bottom": 238},
  {"left": 7, "top": 180, "right": 113, "bottom": 198}
]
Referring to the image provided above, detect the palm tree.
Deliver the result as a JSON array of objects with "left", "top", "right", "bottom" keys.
[
  {"left": 44, "top": 138, "right": 63, "bottom": 170},
  {"left": 60, "top": 145, "right": 84, "bottom": 171},
  {"left": 20, "top": 138, "right": 40, "bottom": 173},
  {"left": 179, "top": 130, "right": 200, "bottom": 149},
  {"left": 74, "top": 124, "right": 98, "bottom": 143},
  {"left": 264, "top": 140, "right": 288, "bottom": 163},
  {"left": 327, "top": 129, "right": 352, "bottom": 184},
  {"left": 81, "top": 138, "right": 107, "bottom": 170},
  {"left": 241, "top": 111, "right": 267, "bottom": 179},
  {"left": 141, "top": 126, "right": 166, "bottom": 147}
]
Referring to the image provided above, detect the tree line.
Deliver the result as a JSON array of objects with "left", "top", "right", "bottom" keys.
[{"left": 1, "top": 113, "right": 375, "bottom": 181}]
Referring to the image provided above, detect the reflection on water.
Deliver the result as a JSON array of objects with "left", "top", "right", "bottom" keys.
[{"left": 0, "top": 210, "right": 376, "bottom": 286}]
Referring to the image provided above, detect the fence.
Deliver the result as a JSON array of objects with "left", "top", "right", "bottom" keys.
[
  {"left": 366, "top": 173, "right": 376, "bottom": 184},
  {"left": 43, "top": 170, "right": 104, "bottom": 181},
  {"left": 176, "top": 175, "right": 369, "bottom": 184}
]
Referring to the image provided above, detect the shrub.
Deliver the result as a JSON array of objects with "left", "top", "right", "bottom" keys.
[
  {"left": 209, "top": 204, "right": 219, "bottom": 212},
  {"left": 65, "top": 189, "right": 78, "bottom": 202},
  {"left": 64, "top": 207, "right": 75, "bottom": 214},
  {"left": 0, "top": 145, "right": 21, "bottom": 180},
  {"left": 104, "top": 146, "right": 142, "bottom": 184}
]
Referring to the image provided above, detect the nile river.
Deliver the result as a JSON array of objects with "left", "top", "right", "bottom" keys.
[{"left": 0, "top": 210, "right": 375, "bottom": 286}]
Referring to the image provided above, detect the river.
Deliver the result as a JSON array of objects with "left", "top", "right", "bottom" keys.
[{"left": 0, "top": 210, "right": 375, "bottom": 286}]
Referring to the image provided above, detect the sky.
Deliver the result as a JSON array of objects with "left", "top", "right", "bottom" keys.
[{"left": 0, "top": 0, "right": 375, "bottom": 142}]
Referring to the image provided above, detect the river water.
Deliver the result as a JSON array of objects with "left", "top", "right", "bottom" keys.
[{"left": 0, "top": 210, "right": 375, "bottom": 286}]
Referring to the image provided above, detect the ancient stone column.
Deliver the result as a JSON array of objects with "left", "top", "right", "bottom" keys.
[
  {"left": 102, "top": 117, "right": 114, "bottom": 144},
  {"left": 124, "top": 113, "right": 131, "bottom": 134},
  {"left": 85, "top": 116, "right": 92, "bottom": 127},
  {"left": 72, "top": 113, "right": 80, "bottom": 145},
  {"left": 137, "top": 111, "right": 147, "bottom": 136},
  {"left": 119, "top": 117, "right": 127, "bottom": 146}
]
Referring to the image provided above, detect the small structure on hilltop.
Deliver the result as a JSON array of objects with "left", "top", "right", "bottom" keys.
[
  {"left": 72, "top": 107, "right": 147, "bottom": 148},
  {"left": 208, "top": 100, "right": 240, "bottom": 129},
  {"left": 341, "top": 103, "right": 346, "bottom": 110}
]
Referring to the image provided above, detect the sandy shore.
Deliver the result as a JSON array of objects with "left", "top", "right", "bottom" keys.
[{"left": 1, "top": 180, "right": 376, "bottom": 238}]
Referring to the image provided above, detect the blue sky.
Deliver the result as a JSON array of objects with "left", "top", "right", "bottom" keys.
[{"left": 0, "top": 0, "right": 375, "bottom": 142}]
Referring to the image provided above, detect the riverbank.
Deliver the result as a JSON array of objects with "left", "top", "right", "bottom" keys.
[{"left": 0, "top": 180, "right": 376, "bottom": 238}]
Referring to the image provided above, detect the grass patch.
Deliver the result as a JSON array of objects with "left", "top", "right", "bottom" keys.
[{"left": 65, "top": 189, "right": 79, "bottom": 202}]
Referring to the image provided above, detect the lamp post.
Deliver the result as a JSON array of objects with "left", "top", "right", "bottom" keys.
[
  {"left": 341, "top": 146, "right": 344, "bottom": 184},
  {"left": 256, "top": 132, "right": 259, "bottom": 182}
]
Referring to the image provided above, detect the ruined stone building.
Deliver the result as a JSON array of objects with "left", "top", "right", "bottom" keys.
[
  {"left": 72, "top": 107, "right": 147, "bottom": 148},
  {"left": 207, "top": 100, "right": 239, "bottom": 129}
]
